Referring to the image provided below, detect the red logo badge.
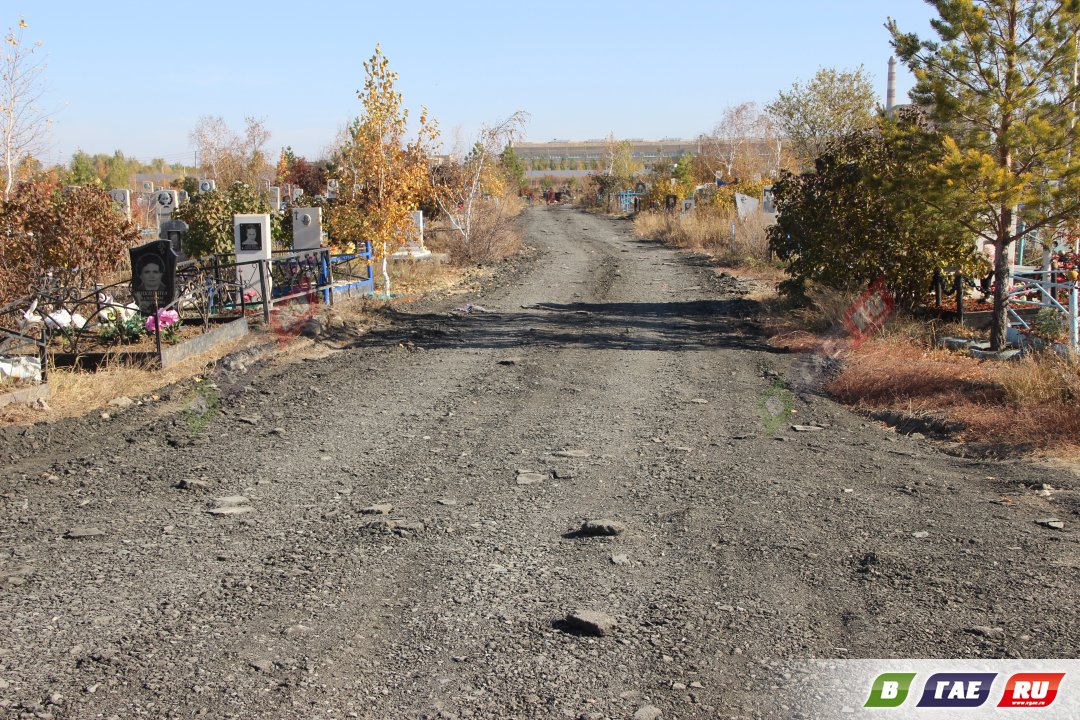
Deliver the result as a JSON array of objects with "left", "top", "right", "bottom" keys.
[
  {"left": 842, "top": 278, "right": 895, "bottom": 345},
  {"left": 997, "top": 673, "right": 1065, "bottom": 708}
]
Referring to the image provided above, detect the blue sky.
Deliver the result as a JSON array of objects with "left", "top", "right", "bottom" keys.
[{"left": 18, "top": 1, "right": 939, "bottom": 166}]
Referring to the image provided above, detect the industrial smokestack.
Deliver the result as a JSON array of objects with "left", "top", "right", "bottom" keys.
[{"left": 886, "top": 56, "right": 897, "bottom": 118}]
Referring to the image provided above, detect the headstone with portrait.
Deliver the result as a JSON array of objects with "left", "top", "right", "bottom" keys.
[
  {"left": 326, "top": 179, "right": 339, "bottom": 200},
  {"left": 129, "top": 240, "right": 178, "bottom": 315},
  {"left": 156, "top": 189, "right": 178, "bottom": 225},
  {"left": 178, "top": 190, "right": 189, "bottom": 205},
  {"left": 234, "top": 214, "right": 273, "bottom": 301},
  {"left": 734, "top": 192, "right": 759, "bottom": 219},
  {"left": 291, "top": 207, "right": 323, "bottom": 251},
  {"left": 109, "top": 189, "right": 131, "bottom": 220},
  {"left": 159, "top": 219, "right": 189, "bottom": 259},
  {"left": 762, "top": 186, "right": 776, "bottom": 216},
  {"left": 198, "top": 179, "right": 216, "bottom": 193}
]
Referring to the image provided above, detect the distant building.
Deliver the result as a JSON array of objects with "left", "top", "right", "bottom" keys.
[{"left": 511, "top": 138, "right": 704, "bottom": 166}]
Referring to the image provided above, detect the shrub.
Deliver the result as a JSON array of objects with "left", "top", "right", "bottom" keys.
[
  {"left": 768, "top": 126, "right": 985, "bottom": 308},
  {"left": 429, "top": 196, "right": 523, "bottom": 264},
  {"left": 0, "top": 179, "right": 140, "bottom": 301},
  {"left": 172, "top": 182, "right": 281, "bottom": 258},
  {"left": 632, "top": 205, "right": 773, "bottom": 264}
]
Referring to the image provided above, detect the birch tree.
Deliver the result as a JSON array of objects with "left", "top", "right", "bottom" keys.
[
  {"left": 0, "top": 19, "right": 50, "bottom": 200},
  {"left": 332, "top": 46, "right": 438, "bottom": 295},
  {"left": 434, "top": 111, "right": 528, "bottom": 257}
]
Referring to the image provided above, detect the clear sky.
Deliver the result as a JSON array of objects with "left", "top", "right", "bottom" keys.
[{"left": 17, "top": 1, "right": 939, "bottom": 166}]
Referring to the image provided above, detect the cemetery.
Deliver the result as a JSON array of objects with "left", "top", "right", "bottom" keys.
[
  {"left": 6, "top": 7, "right": 1080, "bottom": 720},
  {"left": 0, "top": 180, "right": 404, "bottom": 407}
]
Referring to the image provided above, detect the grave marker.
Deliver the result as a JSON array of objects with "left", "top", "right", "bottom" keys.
[
  {"left": 762, "top": 186, "right": 776, "bottom": 215},
  {"left": 159, "top": 218, "right": 189, "bottom": 258},
  {"left": 291, "top": 207, "right": 323, "bottom": 250},
  {"left": 156, "top": 189, "right": 178, "bottom": 223},
  {"left": 198, "top": 179, "right": 216, "bottom": 193},
  {"left": 234, "top": 214, "right": 272, "bottom": 301},
  {"left": 129, "top": 239, "right": 178, "bottom": 315},
  {"left": 268, "top": 186, "right": 281, "bottom": 211},
  {"left": 109, "top": 189, "right": 131, "bottom": 220},
  {"left": 391, "top": 210, "right": 431, "bottom": 259},
  {"left": 734, "top": 193, "right": 759, "bottom": 218}
]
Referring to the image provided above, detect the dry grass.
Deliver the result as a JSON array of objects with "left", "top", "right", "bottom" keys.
[
  {"left": 824, "top": 338, "right": 1080, "bottom": 452},
  {"left": 428, "top": 196, "right": 524, "bottom": 265},
  {"left": 764, "top": 282, "right": 1080, "bottom": 454},
  {"left": 993, "top": 351, "right": 1080, "bottom": 406},
  {"left": 827, "top": 341, "right": 1002, "bottom": 409},
  {"left": 0, "top": 333, "right": 258, "bottom": 426},
  {"left": 633, "top": 206, "right": 773, "bottom": 264}
]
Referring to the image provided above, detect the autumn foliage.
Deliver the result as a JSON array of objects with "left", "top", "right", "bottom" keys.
[
  {"left": 0, "top": 178, "right": 139, "bottom": 300},
  {"left": 329, "top": 46, "right": 437, "bottom": 259}
]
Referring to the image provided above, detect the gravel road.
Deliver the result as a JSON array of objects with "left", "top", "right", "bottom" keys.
[{"left": 1, "top": 205, "right": 1078, "bottom": 720}]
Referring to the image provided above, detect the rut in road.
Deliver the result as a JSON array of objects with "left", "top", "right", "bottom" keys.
[{"left": 1, "top": 205, "right": 1077, "bottom": 720}]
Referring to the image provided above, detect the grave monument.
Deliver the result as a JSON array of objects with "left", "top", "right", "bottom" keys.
[
  {"left": 291, "top": 207, "right": 323, "bottom": 251},
  {"left": 234, "top": 214, "right": 272, "bottom": 301},
  {"left": 129, "top": 239, "right": 178, "bottom": 315}
]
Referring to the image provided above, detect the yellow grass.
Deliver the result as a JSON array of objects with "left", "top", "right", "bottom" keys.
[
  {"left": 633, "top": 206, "right": 773, "bottom": 264},
  {"left": 0, "top": 333, "right": 258, "bottom": 425}
]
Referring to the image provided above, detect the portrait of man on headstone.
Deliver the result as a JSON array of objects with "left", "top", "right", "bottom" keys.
[{"left": 239, "top": 223, "right": 262, "bottom": 251}]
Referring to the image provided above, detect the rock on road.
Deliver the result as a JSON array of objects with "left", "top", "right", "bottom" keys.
[{"left": 1, "top": 206, "right": 1078, "bottom": 719}]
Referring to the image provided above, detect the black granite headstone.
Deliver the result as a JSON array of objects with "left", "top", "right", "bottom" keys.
[{"left": 129, "top": 240, "right": 178, "bottom": 315}]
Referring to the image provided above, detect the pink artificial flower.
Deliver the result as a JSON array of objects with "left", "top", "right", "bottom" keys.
[
  {"left": 242, "top": 288, "right": 258, "bottom": 302},
  {"left": 145, "top": 309, "right": 180, "bottom": 332}
]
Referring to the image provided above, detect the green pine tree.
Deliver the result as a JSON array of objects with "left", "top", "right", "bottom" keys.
[{"left": 891, "top": 0, "right": 1080, "bottom": 349}]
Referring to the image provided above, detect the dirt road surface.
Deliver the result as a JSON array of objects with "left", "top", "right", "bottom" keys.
[{"left": 1, "top": 206, "right": 1078, "bottom": 720}]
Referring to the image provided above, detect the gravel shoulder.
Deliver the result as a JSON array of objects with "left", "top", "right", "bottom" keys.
[{"left": 1, "top": 205, "right": 1078, "bottom": 720}]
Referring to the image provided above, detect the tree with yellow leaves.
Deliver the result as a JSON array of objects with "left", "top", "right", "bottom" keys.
[{"left": 332, "top": 46, "right": 438, "bottom": 295}]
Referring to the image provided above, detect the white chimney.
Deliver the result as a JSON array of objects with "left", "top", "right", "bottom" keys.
[{"left": 886, "top": 56, "right": 897, "bottom": 118}]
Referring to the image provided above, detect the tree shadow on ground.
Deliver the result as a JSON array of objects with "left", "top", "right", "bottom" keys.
[{"left": 352, "top": 297, "right": 783, "bottom": 354}]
